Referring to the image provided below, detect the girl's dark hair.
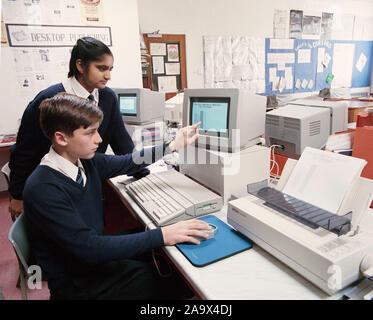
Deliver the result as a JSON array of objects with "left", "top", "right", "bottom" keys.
[
  {"left": 39, "top": 93, "right": 103, "bottom": 140},
  {"left": 68, "top": 37, "right": 112, "bottom": 78}
]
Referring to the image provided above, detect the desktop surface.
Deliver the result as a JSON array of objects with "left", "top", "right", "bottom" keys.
[{"left": 109, "top": 162, "right": 373, "bottom": 300}]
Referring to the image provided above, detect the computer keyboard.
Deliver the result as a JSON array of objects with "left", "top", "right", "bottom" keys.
[{"left": 126, "top": 169, "right": 223, "bottom": 226}]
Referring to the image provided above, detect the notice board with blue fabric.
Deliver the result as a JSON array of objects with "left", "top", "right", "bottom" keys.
[
  {"left": 176, "top": 215, "right": 253, "bottom": 267},
  {"left": 265, "top": 38, "right": 373, "bottom": 95}
]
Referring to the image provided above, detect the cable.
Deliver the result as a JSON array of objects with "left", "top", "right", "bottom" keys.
[
  {"left": 269, "top": 144, "right": 282, "bottom": 183},
  {"left": 145, "top": 223, "right": 172, "bottom": 278}
]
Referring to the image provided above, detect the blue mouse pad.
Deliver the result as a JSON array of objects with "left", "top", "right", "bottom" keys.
[{"left": 176, "top": 215, "right": 253, "bottom": 267}]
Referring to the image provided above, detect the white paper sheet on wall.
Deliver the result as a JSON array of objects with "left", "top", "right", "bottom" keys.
[
  {"left": 267, "top": 52, "right": 295, "bottom": 64},
  {"left": 332, "top": 43, "right": 354, "bottom": 88},
  {"left": 150, "top": 43, "right": 166, "bottom": 56},
  {"left": 356, "top": 53, "right": 367, "bottom": 72},
  {"left": 273, "top": 10, "right": 289, "bottom": 39},
  {"left": 269, "top": 39, "right": 294, "bottom": 50},
  {"left": 317, "top": 47, "right": 325, "bottom": 73},
  {"left": 298, "top": 49, "right": 311, "bottom": 63},
  {"left": 203, "top": 36, "right": 265, "bottom": 93},
  {"left": 158, "top": 76, "right": 177, "bottom": 93},
  {"left": 152, "top": 56, "right": 165, "bottom": 74}
]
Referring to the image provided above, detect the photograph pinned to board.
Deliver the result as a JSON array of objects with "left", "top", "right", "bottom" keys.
[
  {"left": 152, "top": 56, "right": 165, "bottom": 74},
  {"left": 302, "top": 16, "right": 321, "bottom": 36},
  {"left": 150, "top": 42, "right": 166, "bottom": 56},
  {"left": 289, "top": 10, "right": 303, "bottom": 39},
  {"left": 158, "top": 75, "right": 177, "bottom": 93},
  {"left": 167, "top": 44, "right": 179, "bottom": 62},
  {"left": 321, "top": 12, "right": 334, "bottom": 40},
  {"left": 165, "top": 62, "right": 180, "bottom": 75}
]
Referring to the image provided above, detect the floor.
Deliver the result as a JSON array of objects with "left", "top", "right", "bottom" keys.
[
  {"left": 0, "top": 191, "right": 49, "bottom": 300},
  {"left": 0, "top": 183, "right": 140, "bottom": 300}
]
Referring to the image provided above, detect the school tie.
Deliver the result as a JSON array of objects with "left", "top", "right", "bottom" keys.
[
  {"left": 76, "top": 167, "right": 84, "bottom": 186},
  {"left": 87, "top": 94, "right": 95, "bottom": 102}
]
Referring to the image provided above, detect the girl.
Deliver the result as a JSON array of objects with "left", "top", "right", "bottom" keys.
[{"left": 8, "top": 37, "right": 147, "bottom": 219}]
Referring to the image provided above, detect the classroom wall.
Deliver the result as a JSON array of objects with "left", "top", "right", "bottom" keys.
[
  {"left": 138, "top": 0, "right": 373, "bottom": 90},
  {"left": 0, "top": 0, "right": 142, "bottom": 135}
]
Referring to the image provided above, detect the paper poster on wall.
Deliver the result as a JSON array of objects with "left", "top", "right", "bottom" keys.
[
  {"left": 301, "top": 79, "right": 308, "bottom": 89},
  {"left": 6, "top": 24, "right": 112, "bottom": 47},
  {"left": 80, "top": 0, "right": 104, "bottom": 25},
  {"left": 167, "top": 44, "right": 179, "bottom": 62},
  {"left": 332, "top": 43, "right": 354, "bottom": 88},
  {"left": 317, "top": 47, "right": 325, "bottom": 73},
  {"left": 298, "top": 49, "right": 311, "bottom": 63},
  {"left": 270, "top": 39, "right": 294, "bottom": 50},
  {"left": 165, "top": 63, "right": 180, "bottom": 75},
  {"left": 2, "top": 0, "right": 81, "bottom": 25},
  {"left": 289, "top": 10, "right": 303, "bottom": 39},
  {"left": 158, "top": 76, "right": 177, "bottom": 93},
  {"left": 321, "top": 13, "right": 333, "bottom": 40},
  {"left": 356, "top": 53, "right": 367, "bottom": 72},
  {"left": 302, "top": 16, "right": 321, "bottom": 36},
  {"left": 285, "top": 67, "right": 293, "bottom": 89},
  {"left": 152, "top": 56, "right": 164, "bottom": 74},
  {"left": 150, "top": 42, "right": 166, "bottom": 56},
  {"left": 273, "top": 10, "right": 289, "bottom": 39},
  {"left": 267, "top": 52, "right": 295, "bottom": 64},
  {"left": 295, "top": 79, "right": 301, "bottom": 89}
]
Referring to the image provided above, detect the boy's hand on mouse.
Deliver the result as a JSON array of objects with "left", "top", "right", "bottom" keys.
[
  {"left": 162, "top": 219, "right": 211, "bottom": 245},
  {"left": 168, "top": 122, "right": 201, "bottom": 152}
]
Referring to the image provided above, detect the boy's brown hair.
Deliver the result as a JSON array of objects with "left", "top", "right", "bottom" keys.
[{"left": 39, "top": 92, "right": 103, "bottom": 141}]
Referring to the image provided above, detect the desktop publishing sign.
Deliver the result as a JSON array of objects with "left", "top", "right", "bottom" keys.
[{"left": 6, "top": 24, "right": 112, "bottom": 47}]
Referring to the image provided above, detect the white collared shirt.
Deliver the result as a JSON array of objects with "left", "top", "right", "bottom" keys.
[
  {"left": 62, "top": 76, "right": 99, "bottom": 104},
  {"left": 40, "top": 146, "right": 87, "bottom": 186}
]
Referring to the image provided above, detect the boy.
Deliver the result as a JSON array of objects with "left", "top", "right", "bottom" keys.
[
  {"left": 9, "top": 37, "right": 148, "bottom": 220},
  {"left": 23, "top": 93, "right": 210, "bottom": 300}
]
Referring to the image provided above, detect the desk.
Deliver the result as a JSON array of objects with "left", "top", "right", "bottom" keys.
[
  {"left": 109, "top": 162, "right": 373, "bottom": 300},
  {"left": 0, "top": 143, "right": 13, "bottom": 191},
  {"left": 324, "top": 98, "right": 373, "bottom": 123}
]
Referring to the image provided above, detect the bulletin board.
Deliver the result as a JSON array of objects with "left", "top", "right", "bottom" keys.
[
  {"left": 204, "top": 37, "right": 373, "bottom": 95},
  {"left": 264, "top": 38, "right": 373, "bottom": 96},
  {"left": 143, "top": 34, "right": 187, "bottom": 100}
]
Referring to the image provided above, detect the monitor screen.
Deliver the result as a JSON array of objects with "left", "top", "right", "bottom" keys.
[
  {"left": 119, "top": 94, "right": 137, "bottom": 116},
  {"left": 190, "top": 97, "right": 230, "bottom": 137}
]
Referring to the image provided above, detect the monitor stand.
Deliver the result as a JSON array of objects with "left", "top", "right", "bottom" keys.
[{"left": 179, "top": 145, "right": 270, "bottom": 204}]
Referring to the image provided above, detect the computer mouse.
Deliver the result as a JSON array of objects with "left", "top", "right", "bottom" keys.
[{"left": 194, "top": 223, "right": 217, "bottom": 241}]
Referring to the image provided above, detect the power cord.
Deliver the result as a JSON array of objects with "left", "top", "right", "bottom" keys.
[
  {"left": 269, "top": 144, "right": 283, "bottom": 183},
  {"left": 145, "top": 223, "right": 173, "bottom": 278}
]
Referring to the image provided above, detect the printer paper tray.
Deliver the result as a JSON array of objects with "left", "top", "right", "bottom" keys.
[{"left": 247, "top": 182, "right": 351, "bottom": 235}]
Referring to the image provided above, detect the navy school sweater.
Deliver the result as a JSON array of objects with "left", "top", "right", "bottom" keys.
[
  {"left": 23, "top": 146, "right": 166, "bottom": 290},
  {"left": 9, "top": 83, "right": 149, "bottom": 200}
]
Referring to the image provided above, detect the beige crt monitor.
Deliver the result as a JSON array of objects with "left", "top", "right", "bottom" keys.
[
  {"left": 113, "top": 88, "right": 165, "bottom": 125},
  {"left": 182, "top": 88, "right": 266, "bottom": 153}
]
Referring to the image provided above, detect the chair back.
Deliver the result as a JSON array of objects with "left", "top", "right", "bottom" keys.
[
  {"left": 1, "top": 162, "right": 10, "bottom": 186},
  {"left": 8, "top": 213, "right": 30, "bottom": 272}
]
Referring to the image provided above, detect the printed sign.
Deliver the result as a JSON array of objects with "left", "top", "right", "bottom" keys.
[{"left": 6, "top": 24, "right": 112, "bottom": 47}]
